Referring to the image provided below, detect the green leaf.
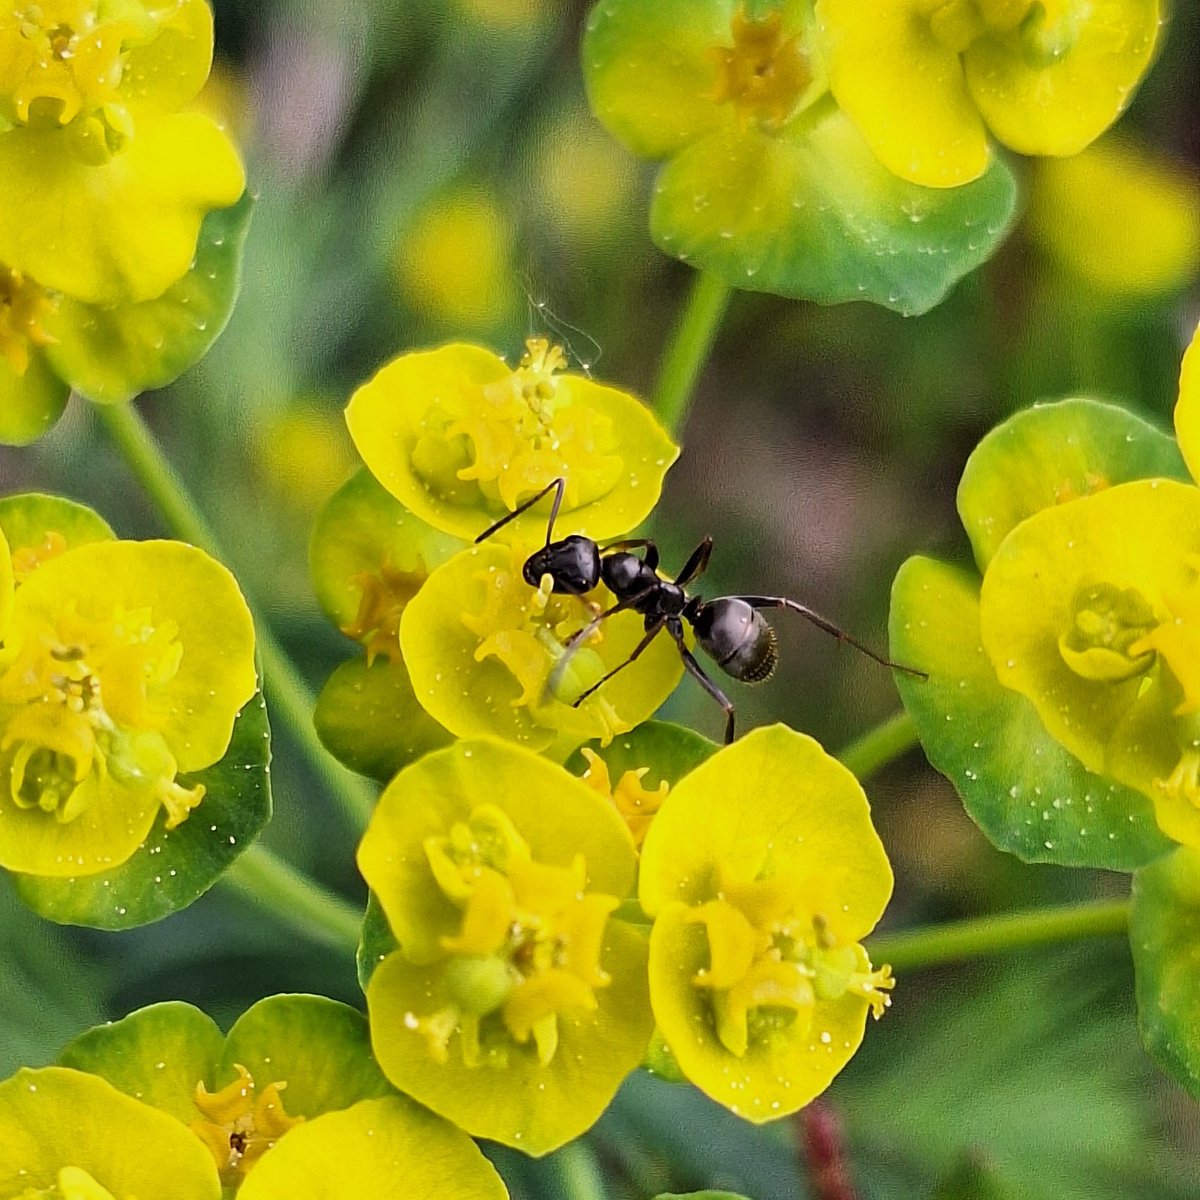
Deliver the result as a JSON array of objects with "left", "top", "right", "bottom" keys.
[
  {"left": 1131, "top": 846, "right": 1200, "bottom": 1095},
  {"left": 59, "top": 1002, "right": 224, "bottom": 1127},
  {"left": 43, "top": 191, "right": 255, "bottom": 406},
  {"left": 650, "top": 100, "right": 1017, "bottom": 316},
  {"left": 314, "top": 655, "right": 454, "bottom": 783},
  {"left": 0, "top": 492, "right": 114, "bottom": 556},
  {"left": 15, "top": 691, "right": 273, "bottom": 928},
  {"left": 356, "top": 891, "right": 399, "bottom": 994},
  {"left": 890, "top": 556, "right": 1170, "bottom": 870},
  {"left": 958, "top": 398, "right": 1189, "bottom": 572},
  {"left": 565, "top": 720, "right": 718, "bottom": 788}
]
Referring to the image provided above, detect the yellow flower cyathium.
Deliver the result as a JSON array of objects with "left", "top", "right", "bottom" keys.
[
  {"left": 400, "top": 540, "right": 682, "bottom": 756},
  {"left": 0, "top": 0, "right": 245, "bottom": 307},
  {"left": 345, "top": 339, "right": 678, "bottom": 544},
  {"left": 979, "top": 323, "right": 1200, "bottom": 848},
  {"left": 357, "top": 740, "right": 654, "bottom": 1155},
  {"left": 639, "top": 725, "right": 894, "bottom": 1120},
  {"left": 580, "top": 745, "right": 668, "bottom": 848},
  {"left": 0, "top": 539, "right": 256, "bottom": 877},
  {"left": 981, "top": 482, "right": 1200, "bottom": 846},
  {"left": 817, "top": 0, "right": 1163, "bottom": 188},
  {"left": 190, "top": 1063, "right": 303, "bottom": 1186}
]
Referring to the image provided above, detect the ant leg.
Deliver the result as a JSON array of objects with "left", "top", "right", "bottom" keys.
[
  {"left": 737, "top": 596, "right": 927, "bottom": 679},
  {"left": 674, "top": 536, "right": 713, "bottom": 587},
  {"left": 475, "top": 477, "right": 565, "bottom": 545},
  {"left": 570, "top": 619, "right": 666, "bottom": 707},
  {"left": 601, "top": 538, "right": 660, "bottom": 571},
  {"left": 667, "top": 620, "right": 736, "bottom": 744}
]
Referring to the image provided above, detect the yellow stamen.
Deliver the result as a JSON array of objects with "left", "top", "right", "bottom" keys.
[{"left": 191, "top": 1063, "right": 304, "bottom": 1184}]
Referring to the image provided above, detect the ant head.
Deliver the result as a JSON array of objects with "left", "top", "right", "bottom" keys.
[
  {"left": 522, "top": 535, "right": 602, "bottom": 594},
  {"left": 693, "top": 598, "right": 777, "bottom": 683}
]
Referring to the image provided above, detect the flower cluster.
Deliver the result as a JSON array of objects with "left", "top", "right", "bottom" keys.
[
  {"left": 581, "top": 0, "right": 1160, "bottom": 313},
  {"left": 313, "top": 337, "right": 682, "bottom": 768},
  {"left": 356, "top": 728, "right": 894, "bottom": 1150},
  {"left": 0, "top": 0, "right": 248, "bottom": 444},
  {"left": 891, "top": 323, "right": 1200, "bottom": 868},
  {"left": 0, "top": 995, "right": 508, "bottom": 1198}
]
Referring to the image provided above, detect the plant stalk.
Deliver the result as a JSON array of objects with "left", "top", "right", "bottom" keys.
[
  {"left": 93, "top": 401, "right": 376, "bottom": 830},
  {"left": 866, "top": 898, "right": 1130, "bottom": 973},
  {"left": 221, "top": 845, "right": 361, "bottom": 951},
  {"left": 651, "top": 271, "right": 733, "bottom": 436},
  {"left": 837, "top": 709, "right": 921, "bottom": 782}
]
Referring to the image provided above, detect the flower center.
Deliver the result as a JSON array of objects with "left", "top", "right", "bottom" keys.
[
  {"left": 580, "top": 747, "right": 668, "bottom": 848},
  {"left": 409, "top": 337, "right": 622, "bottom": 519},
  {"left": 688, "top": 873, "right": 892, "bottom": 1057},
  {"left": 712, "top": 7, "right": 814, "bottom": 129},
  {"left": 342, "top": 560, "right": 429, "bottom": 664},
  {"left": 460, "top": 548, "right": 628, "bottom": 742},
  {"left": 0, "top": 603, "right": 204, "bottom": 827},
  {"left": 1058, "top": 581, "right": 1159, "bottom": 684},
  {"left": 921, "top": 0, "right": 1035, "bottom": 53},
  {"left": 0, "top": 265, "right": 58, "bottom": 376},
  {"left": 190, "top": 1064, "right": 303, "bottom": 1185},
  {"left": 410, "top": 803, "right": 618, "bottom": 1068}
]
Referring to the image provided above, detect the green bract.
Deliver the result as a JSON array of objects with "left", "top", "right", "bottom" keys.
[
  {"left": 0, "top": 526, "right": 262, "bottom": 922},
  {"left": 357, "top": 739, "right": 654, "bottom": 1155},
  {"left": 314, "top": 656, "right": 454, "bottom": 783},
  {"left": 639, "top": 725, "right": 894, "bottom": 1121},
  {"left": 0, "top": 3, "right": 251, "bottom": 445},
  {"left": 583, "top": 0, "right": 1018, "bottom": 315},
  {"left": 891, "top": 397, "right": 1188, "bottom": 869},
  {"left": 345, "top": 338, "right": 678, "bottom": 542},
  {"left": 0, "top": 1066, "right": 221, "bottom": 1198},
  {"left": 400, "top": 541, "right": 683, "bottom": 756}
]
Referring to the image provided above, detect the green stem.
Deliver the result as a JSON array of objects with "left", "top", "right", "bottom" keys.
[
  {"left": 651, "top": 271, "right": 733, "bottom": 436},
  {"left": 93, "top": 401, "right": 375, "bottom": 830},
  {"left": 866, "top": 899, "right": 1130, "bottom": 973},
  {"left": 549, "top": 1140, "right": 607, "bottom": 1200},
  {"left": 836, "top": 709, "right": 920, "bottom": 782},
  {"left": 220, "top": 844, "right": 361, "bottom": 951}
]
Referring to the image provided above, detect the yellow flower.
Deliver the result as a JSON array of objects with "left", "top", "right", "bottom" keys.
[
  {"left": 0, "top": 539, "right": 256, "bottom": 877},
  {"left": 640, "top": 725, "right": 894, "bottom": 1120},
  {"left": 345, "top": 338, "right": 678, "bottom": 543},
  {"left": 0, "top": 0, "right": 244, "bottom": 306},
  {"left": 817, "top": 0, "right": 1163, "bottom": 188},
  {"left": 1029, "top": 136, "right": 1200, "bottom": 298},
  {"left": 357, "top": 740, "right": 654, "bottom": 1154}
]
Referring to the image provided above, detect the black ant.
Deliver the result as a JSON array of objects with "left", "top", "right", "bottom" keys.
[{"left": 475, "top": 478, "right": 924, "bottom": 744}]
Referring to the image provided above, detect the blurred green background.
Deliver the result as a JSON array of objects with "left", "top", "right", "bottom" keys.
[{"left": 2, "top": 1, "right": 1199, "bottom": 1195}]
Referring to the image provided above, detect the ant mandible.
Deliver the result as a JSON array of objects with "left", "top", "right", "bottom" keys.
[{"left": 475, "top": 477, "right": 925, "bottom": 744}]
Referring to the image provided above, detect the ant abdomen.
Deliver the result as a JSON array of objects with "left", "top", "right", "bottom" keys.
[{"left": 692, "top": 598, "right": 778, "bottom": 683}]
